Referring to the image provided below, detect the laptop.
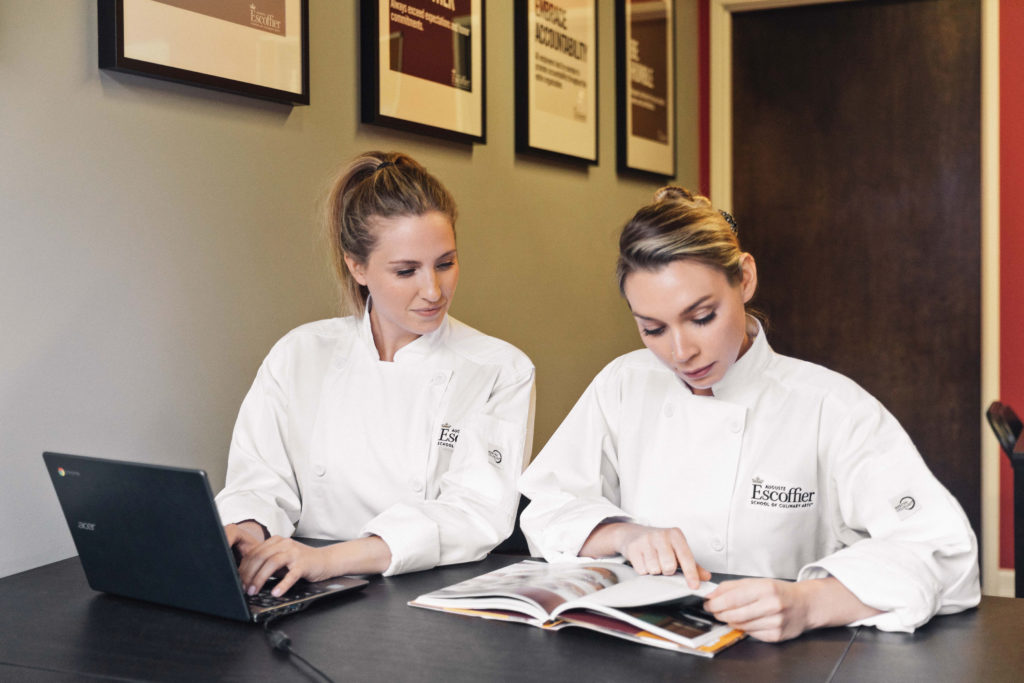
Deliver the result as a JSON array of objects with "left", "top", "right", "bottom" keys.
[{"left": 42, "top": 451, "right": 367, "bottom": 622}]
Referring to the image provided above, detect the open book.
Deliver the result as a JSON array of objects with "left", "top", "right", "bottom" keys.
[{"left": 410, "top": 560, "right": 745, "bottom": 657}]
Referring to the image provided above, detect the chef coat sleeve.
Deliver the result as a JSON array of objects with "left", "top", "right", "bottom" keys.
[
  {"left": 797, "top": 396, "right": 981, "bottom": 633},
  {"left": 361, "top": 363, "right": 536, "bottom": 576},
  {"left": 214, "top": 358, "right": 303, "bottom": 538},
  {"left": 519, "top": 362, "right": 635, "bottom": 563}
]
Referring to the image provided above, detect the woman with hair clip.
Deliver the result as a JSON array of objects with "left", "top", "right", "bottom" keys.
[
  {"left": 519, "top": 186, "right": 979, "bottom": 641},
  {"left": 216, "top": 151, "right": 535, "bottom": 596}
]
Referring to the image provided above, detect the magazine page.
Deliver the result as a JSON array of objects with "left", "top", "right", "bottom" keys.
[
  {"left": 411, "top": 560, "right": 636, "bottom": 620},
  {"left": 555, "top": 583, "right": 744, "bottom": 650},
  {"left": 614, "top": 596, "right": 743, "bottom": 649},
  {"left": 551, "top": 610, "right": 722, "bottom": 658},
  {"left": 554, "top": 573, "right": 715, "bottom": 611}
]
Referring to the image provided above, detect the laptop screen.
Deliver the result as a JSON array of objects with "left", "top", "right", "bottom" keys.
[{"left": 44, "top": 451, "right": 268, "bottom": 621}]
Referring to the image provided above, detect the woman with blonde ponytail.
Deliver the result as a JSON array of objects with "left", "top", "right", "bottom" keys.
[
  {"left": 520, "top": 186, "right": 978, "bottom": 642},
  {"left": 216, "top": 152, "right": 534, "bottom": 596}
]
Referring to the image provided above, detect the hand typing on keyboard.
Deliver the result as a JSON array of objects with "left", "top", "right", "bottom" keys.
[
  {"left": 224, "top": 522, "right": 265, "bottom": 565},
  {"left": 245, "top": 578, "right": 331, "bottom": 607},
  {"left": 231, "top": 534, "right": 392, "bottom": 597}
]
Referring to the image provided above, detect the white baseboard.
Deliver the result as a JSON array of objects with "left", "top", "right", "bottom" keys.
[{"left": 984, "top": 568, "right": 1016, "bottom": 597}]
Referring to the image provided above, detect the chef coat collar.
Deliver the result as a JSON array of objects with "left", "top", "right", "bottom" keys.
[
  {"left": 707, "top": 316, "right": 771, "bottom": 401},
  {"left": 357, "top": 297, "right": 451, "bottom": 362}
]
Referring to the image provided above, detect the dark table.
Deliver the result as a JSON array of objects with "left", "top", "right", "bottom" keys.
[{"left": 0, "top": 554, "right": 1019, "bottom": 682}]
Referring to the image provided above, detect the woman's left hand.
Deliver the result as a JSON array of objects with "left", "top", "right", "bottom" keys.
[
  {"left": 704, "top": 576, "right": 882, "bottom": 642},
  {"left": 237, "top": 536, "right": 333, "bottom": 597},
  {"left": 237, "top": 535, "right": 393, "bottom": 597}
]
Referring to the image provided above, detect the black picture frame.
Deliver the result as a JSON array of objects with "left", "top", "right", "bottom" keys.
[
  {"left": 360, "top": 0, "right": 486, "bottom": 143},
  {"left": 97, "top": 0, "right": 309, "bottom": 106},
  {"left": 616, "top": 0, "right": 675, "bottom": 176},
  {"left": 514, "top": 0, "right": 598, "bottom": 164}
]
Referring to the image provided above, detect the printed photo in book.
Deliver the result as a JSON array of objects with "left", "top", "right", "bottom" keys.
[{"left": 409, "top": 560, "right": 746, "bottom": 657}]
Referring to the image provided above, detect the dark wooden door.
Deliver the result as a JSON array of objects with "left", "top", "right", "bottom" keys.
[{"left": 732, "top": 0, "right": 981, "bottom": 535}]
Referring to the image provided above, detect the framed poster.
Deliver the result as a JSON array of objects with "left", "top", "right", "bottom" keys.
[
  {"left": 361, "top": 0, "right": 485, "bottom": 143},
  {"left": 97, "top": 0, "right": 309, "bottom": 105},
  {"left": 514, "top": 0, "right": 598, "bottom": 163},
  {"left": 616, "top": 0, "right": 675, "bottom": 176}
]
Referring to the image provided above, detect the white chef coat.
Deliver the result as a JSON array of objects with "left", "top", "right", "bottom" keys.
[
  {"left": 519, "top": 323, "right": 979, "bottom": 632},
  {"left": 215, "top": 309, "right": 535, "bottom": 576}
]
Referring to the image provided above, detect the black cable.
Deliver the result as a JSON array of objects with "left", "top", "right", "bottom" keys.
[
  {"left": 825, "top": 626, "right": 860, "bottom": 683},
  {"left": 263, "top": 617, "right": 336, "bottom": 683}
]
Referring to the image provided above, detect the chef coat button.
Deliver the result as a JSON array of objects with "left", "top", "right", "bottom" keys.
[
  {"left": 410, "top": 479, "right": 424, "bottom": 492},
  {"left": 313, "top": 464, "right": 326, "bottom": 477},
  {"left": 664, "top": 404, "right": 674, "bottom": 418},
  {"left": 431, "top": 373, "right": 446, "bottom": 385},
  {"left": 710, "top": 538, "right": 724, "bottom": 552},
  {"left": 729, "top": 420, "right": 742, "bottom": 434}
]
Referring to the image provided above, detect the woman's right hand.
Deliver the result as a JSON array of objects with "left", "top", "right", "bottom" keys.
[
  {"left": 224, "top": 521, "right": 266, "bottom": 560},
  {"left": 581, "top": 522, "right": 711, "bottom": 589}
]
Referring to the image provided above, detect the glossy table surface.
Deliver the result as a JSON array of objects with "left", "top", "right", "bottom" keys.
[{"left": 0, "top": 554, "right": 1020, "bottom": 682}]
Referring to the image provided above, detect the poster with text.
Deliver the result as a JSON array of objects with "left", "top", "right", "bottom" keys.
[
  {"left": 114, "top": 0, "right": 306, "bottom": 101},
  {"left": 617, "top": 0, "right": 674, "bottom": 176},
  {"left": 364, "top": 0, "right": 484, "bottom": 142},
  {"left": 517, "top": 0, "right": 597, "bottom": 162}
]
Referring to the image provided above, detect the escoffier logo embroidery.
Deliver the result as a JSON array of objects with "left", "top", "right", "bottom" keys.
[
  {"left": 894, "top": 496, "right": 916, "bottom": 513},
  {"left": 437, "top": 423, "right": 460, "bottom": 449},
  {"left": 749, "top": 476, "right": 816, "bottom": 509},
  {"left": 891, "top": 492, "right": 919, "bottom": 520}
]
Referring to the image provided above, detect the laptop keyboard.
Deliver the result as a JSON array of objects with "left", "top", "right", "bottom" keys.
[{"left": 246, "top": 580, "right": 331, "bottom": 608}]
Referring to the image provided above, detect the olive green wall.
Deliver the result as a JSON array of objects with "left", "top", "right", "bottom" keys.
[{"left": 0, "top": 0, "right": 699, "bottom": 577}]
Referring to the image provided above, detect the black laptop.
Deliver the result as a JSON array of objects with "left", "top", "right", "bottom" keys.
[{"left": 42, "top": 451, "right": 367, "bottom": 622}]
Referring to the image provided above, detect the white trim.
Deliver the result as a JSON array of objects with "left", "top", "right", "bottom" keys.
[
  {"left": 981, "top": 0, "right": 1002, "bottom": 596},
  {"left": 711, "top": 0, "right": 1001, "bottom": 589},
  {"left": 708, "top": 2, "right": 732, "bottom": 208},
  {"left": 991, "top": 569, "right": 1016, "bottom": 598}
]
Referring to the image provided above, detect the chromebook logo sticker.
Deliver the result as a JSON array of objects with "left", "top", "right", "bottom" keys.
[{"left": 58, "top": 467, "right": 66, "bottom": 477}]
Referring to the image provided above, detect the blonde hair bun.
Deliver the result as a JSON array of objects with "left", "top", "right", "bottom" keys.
[
  {"left": 617, "top": 185, "right": 742, "bottom": 293},
  {"left": 653, "top": 185, "right": 712, "bottom": 210}
]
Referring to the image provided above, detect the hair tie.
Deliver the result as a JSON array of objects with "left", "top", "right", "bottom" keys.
[
  {"left": 719, "top": 209, "right": 738, "bottom": 234},
  {"left": 376, "top": 160, "right": 394, "bottom": 171}
]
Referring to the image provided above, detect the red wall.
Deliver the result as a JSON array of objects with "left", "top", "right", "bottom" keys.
[{"left": 1000, "top": 1, "right": 1024, "bottom": 569}]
